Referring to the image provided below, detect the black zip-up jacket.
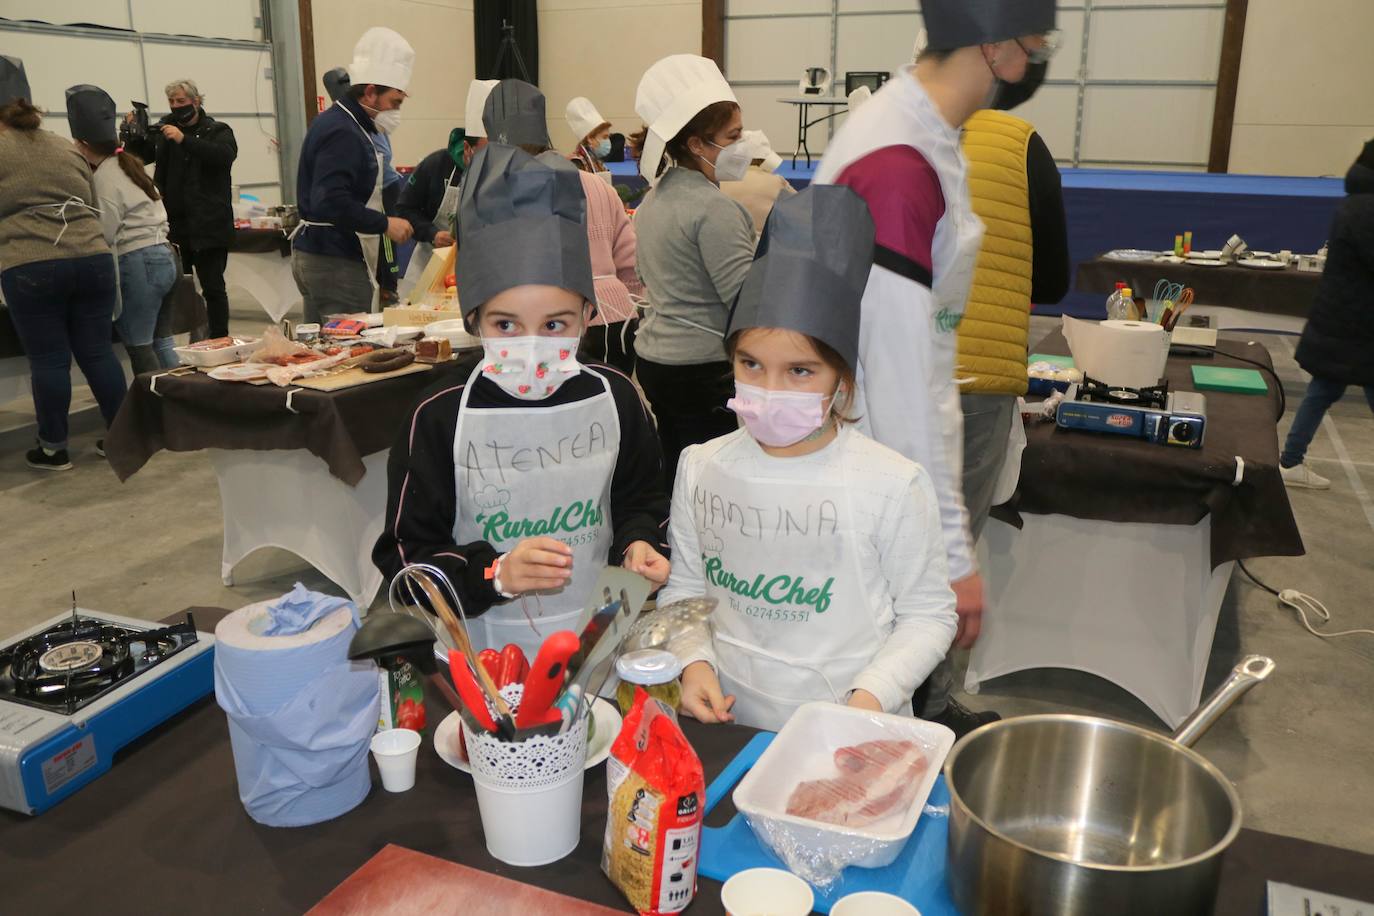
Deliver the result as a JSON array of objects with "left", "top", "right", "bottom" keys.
[{"left": 125, "top": 110, "right": 237, "bottom": 250}]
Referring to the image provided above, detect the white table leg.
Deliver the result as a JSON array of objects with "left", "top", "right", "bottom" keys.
[
  {"left": 967, "top": 513, "right": 1235, "bottom": 727},
  {"left": 209, "top": 448, "right": 389, "bottom": 608}
]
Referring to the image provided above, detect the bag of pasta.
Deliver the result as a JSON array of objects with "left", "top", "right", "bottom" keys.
[{"left": 602, "top": 687, "right": 705, "bottom": 915}]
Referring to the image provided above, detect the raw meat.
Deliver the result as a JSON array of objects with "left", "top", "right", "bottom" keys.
[{"left": 785, "top": 740, "right": 928, "bottom": 828}]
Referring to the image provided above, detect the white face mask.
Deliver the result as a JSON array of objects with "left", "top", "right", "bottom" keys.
[
  {"left": 479, "top": 335, "right": 583, "bottom": 400},
  {"left": 701, "top": 137, "right": 751, "bottom": 182},
  {"left": 366, "top": 106, "right": 402, "bottom": 135}
]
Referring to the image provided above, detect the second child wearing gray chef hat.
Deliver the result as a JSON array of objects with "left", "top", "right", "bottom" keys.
[
  {"left": 66, "top": 84, "right": 181, "bottom": 374},
  {"left": 374, "top": 144, "right": 670, "bottom": 662},
  {"left": 654, "top": 185, "right": 959, "bottom": 732},
  {"left": 813, "top": 0, "right": 1058, "bottom": 738}
]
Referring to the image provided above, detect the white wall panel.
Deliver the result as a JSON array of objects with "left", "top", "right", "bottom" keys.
[
  {"left": 2, "top": 32, "right": 145, "bottom": 115},
  {"left": 729, "top": 0, "right": 829, "bottom": 14},
  {"left": 142, "top": 44, "right": 276, "bottom": 114},
  {"left": 726, "top": 16, "right": 831, "bottom": 84},
  {"left": 0, "top": 3, "right": 130, "bottom": 28},
  {"left": 1085, "top": 8, "right": 1225, "bottom": 82},
  {"left": 215, "top": 116, "right": 282, "bottom": 185},
  {"left": 838, "top": 0, "right": 924, "bottom": 12},
  {"left": 1010, "top": 84, "right": 1079, "bottom": 162},
  {"left": 1079, "top": 86, "right": 1215, "bottom": 165},
  {"left": 835, "top": 12, "right": 921, "bottom": 77},
  {"left": 131, "top": 0, "right": 262, "bottom": 42},
  {"left": 1045, "top": 9, "right": 1083, "bottom": 83}
]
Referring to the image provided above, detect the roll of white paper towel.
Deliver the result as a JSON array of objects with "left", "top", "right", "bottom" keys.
[
  {"left": 213, "top": 587, "right": 379, "bottom": 827},
  {"left": 1062, "top": 316, "right": 1170, "bottom": 390}
]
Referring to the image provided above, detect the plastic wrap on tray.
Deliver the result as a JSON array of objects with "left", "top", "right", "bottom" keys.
[{"left": 732, "top": 702, "right": 954, "bottom": 888}]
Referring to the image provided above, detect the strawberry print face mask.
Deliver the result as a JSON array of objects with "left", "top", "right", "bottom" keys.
[{"left": 479, "top": 335, "right": 583, "bottom": 400}]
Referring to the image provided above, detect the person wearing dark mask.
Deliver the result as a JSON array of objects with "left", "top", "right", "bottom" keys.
[
  {"left": 1279, "top": 140, "right": 1374, "bottom": 489},
  {"left": 815, "top": 0, "right": 1058, "bottom": 738},
  {"left": 123, "top": 78, "right": 237, "bottom": 339},
  {"left": 397, "top": 127, "right": 466, "bottom": 290},
  {"left": 954, "top": 35, "right": 1069, "bottom": 627},
  {"left": 292, "top": 28, "right": 416, "bottom": 322}
]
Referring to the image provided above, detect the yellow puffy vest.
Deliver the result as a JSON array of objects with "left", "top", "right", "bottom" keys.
[{"left": 958, "top": 110, "right": 1035, "bottom": 396}]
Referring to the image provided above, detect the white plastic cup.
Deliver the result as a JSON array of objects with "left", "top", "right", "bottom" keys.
[
  {"left": 832, "top": 891, "right": 922, "bottom": 916},
  {"left": 370, "top": 728, "right": 421, "bottom": 792},
  {"left": 471, "top": 766, "right": 585, "bottom": 866},
  {"left": 720, "top": 868, "right": 814, "bottom": 916}
]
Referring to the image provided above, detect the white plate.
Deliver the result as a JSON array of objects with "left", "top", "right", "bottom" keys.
[
  {"left": 1102, "top": 249, "right": 1163, "bottom": 261},
  {"left": 362, "top": 325, "right": 423, "bottom": 343},
  {"left": 433, "top": 697, "right": 622, "bottom": 773},
  {"left": 1187, "top": 258, "right": 1226, "bottom": 268},
  {"left": 1239, "top": 258, "right": 1287, "bottom": 270},
  {"left": 207, "top": 363, "right": 270, "bottom": 382}
]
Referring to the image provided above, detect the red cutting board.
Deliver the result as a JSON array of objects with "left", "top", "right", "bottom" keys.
[{"left": 307, "top": 844, "right": 624, "bottom": 915}]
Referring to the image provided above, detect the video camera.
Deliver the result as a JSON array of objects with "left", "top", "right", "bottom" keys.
[{"left": 119, "top": 101, "right": 151, "bottom": 145}]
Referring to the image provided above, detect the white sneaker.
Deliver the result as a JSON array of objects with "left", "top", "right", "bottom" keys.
[{"left": 1281, "top": 463, "right": 1331, "bottom": 489}]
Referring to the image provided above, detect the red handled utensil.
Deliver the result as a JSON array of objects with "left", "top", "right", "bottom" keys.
[
  {"left": 448, "top": 649, "right": 499, "bottom": 733},
  {"left": 516, "top": 631, "right": 580, "bottom": 728}
]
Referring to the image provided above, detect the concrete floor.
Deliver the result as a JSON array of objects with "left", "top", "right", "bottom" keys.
[{"left": 2, "top": 306, "right": 1372, "bottom": 855}]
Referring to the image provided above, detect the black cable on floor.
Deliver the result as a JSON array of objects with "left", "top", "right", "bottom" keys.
[{"left": 1237, "top": 558, "right": 1281, "bottom": 596}]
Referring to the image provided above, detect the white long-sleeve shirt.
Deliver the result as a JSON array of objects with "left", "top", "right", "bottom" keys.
[{"left": 660, "top": 425, "right": 958, "bottom": 714}]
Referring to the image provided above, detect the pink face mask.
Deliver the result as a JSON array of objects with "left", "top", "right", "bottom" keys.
[{"left": 727, "top": 381, "right": 835, "bottom": 448}]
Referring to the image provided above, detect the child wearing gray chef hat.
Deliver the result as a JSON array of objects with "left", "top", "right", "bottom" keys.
[
  {"left": 654, "top": 185, "right": 960, "bottom": 733},
  {"left": 374, "top": 143, "right": 670, "bottom": 663}
]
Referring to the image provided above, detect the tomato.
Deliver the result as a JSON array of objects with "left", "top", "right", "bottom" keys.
[
  {"left": 395, "top": 697, "right": 426, "bottom": 731},
  {"left": 443, "top": 273, "right": 457, "bottom": 289}
]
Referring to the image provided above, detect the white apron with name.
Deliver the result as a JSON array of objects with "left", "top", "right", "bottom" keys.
[
  {"left": 452, "top": 364, "right": 620, "bottom": 659},
  {"left": 400, "top": 164, "right": 460, "bottom": 298},
  {"left": 694, "top": 441, "right": 885, "bottom": 731},
  {"left": 290, "top": 101, "right": 384, "bottom": 311}
]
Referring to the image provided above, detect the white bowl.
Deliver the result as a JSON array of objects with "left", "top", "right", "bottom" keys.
[
  {"left": 832, "top": 891, "right": 922, "bottom": 915},
  {"left": 733, "top": 702, "right": 954, "bottom": 871},
  {"left": 721, "top": 868, "right": 813, "bottom": 916}
]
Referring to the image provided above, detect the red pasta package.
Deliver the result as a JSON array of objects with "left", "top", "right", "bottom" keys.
[{"left": 602, "top": 688, "right": 705, "bottom": 915}]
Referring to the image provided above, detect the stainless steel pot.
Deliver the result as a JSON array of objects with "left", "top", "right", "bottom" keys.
[{"left": 944, "top": 655, "right": 1274, "bottom": 916}]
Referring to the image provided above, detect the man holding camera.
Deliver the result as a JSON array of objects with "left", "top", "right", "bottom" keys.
[{"left": 124, "top": 79, "right": 237, "bottom": 339}]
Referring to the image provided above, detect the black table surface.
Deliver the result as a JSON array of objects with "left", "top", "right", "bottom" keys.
[
  {"left": 2, "top": 608, "right": 1371, "bottom": 914},
  {"left": 1076, "top": 255, "right": 1321, "bottom": 318},
  {"left": 105, "top": 361, "right": 446, "bottom": 486},
  {"left": 230, "top": 227, "right": 292, "bottom": 256},
  {"left": 995, "top": 330, "right": 1304, "bottom": 568}
]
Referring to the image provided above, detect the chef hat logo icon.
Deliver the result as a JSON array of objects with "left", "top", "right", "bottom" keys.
[
  {"left": 700, "top": 529, "right": 724, "bottom": 555},
  {"left": 474, "top": 484, "right": 511, "bottom": 510}
]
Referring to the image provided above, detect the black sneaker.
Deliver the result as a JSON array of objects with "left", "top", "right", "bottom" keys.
[
  {"left": 27, "top": 445, "right": 73, "bottom": 471},
  {"left": 929, "top": 698, "right": 1001, "bottom": 740},
  {"left": 95, "top": 439, "right": 106, "bottom": 457}
]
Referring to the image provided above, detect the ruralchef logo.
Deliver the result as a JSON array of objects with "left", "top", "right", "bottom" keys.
[
  {"left": 701, "top": 555, "right": 835, "bottom": 613},
  {"left": 476, "top": 498, "right": 604, "bottom": 543}
]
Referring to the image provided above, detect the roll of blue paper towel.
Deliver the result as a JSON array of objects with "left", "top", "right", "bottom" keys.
[{"left": 213, "top": 585, "right": 380, "bottom": 827}]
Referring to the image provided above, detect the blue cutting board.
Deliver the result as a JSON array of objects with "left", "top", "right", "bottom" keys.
[{"left": 698, "top": 733, "right": 958, "bottom": 915}]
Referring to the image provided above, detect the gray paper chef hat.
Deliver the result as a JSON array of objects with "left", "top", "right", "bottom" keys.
[
  {"left": 65, "top": 85, "right": 118, "bottom": 144},
  {"left": 323, "top": 67, "right": 351, "bottom": 104},
  {"left": 922, "top": 0, "right": 1056, "bottom": 50},
  {"left": 1, "top": 56, "right": 31, "bottom": 106},
  {"left": 726, "top": 185, "right": 875, "bottom": 370},
  {"left": 457, "top": 143, "right": 595, "bottom": 317},
  {"left": 482, "top": 79, "right": 551, "bottom": 148}
]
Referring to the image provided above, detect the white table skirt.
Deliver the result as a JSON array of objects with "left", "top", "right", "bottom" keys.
[
  {"left": 210, "top": 447, "right": 387, "bottom": 609},
  {"left": 966, "top": 513, "right": 1235, "bottom": 727},
  {"left": 224, "top": 251, "right": 301, "bottom": 324}
]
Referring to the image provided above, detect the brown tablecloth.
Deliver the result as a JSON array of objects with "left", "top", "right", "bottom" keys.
[
  {"left": 1076, "top": 256, "right": 1322, "bottom": 318},
  {"left": 995, "top": 331, "right": 1304, "bottom": 567},
  {"left": 1, "top": 606, "right": 1369, "bottom": 915},
  {"left": 104, "top": 366, "right": 441, "bottom": 486},
  {"left": 230, "top": 227, "right": 292, "bottom": 256}
]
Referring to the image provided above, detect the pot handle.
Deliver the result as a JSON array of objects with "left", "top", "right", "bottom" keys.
[{"left": 1171, "top": 655, "right": 1275, "bottom": 748}]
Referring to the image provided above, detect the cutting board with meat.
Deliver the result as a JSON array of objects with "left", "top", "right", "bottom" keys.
[
  {"left": 306, "top": 844, "right": 622, "bottom": 915},
  {"left": 697, "top": 732, "right": 959, "bottom": 915},
  {"left": 292, "top": 360, "right": 432, "bottom": 391}
]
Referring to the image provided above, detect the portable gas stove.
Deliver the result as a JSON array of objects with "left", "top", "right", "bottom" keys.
[
  {"left": 0, "top": 604, "right": 214, "bottom": 814},
  {"left": 1056, "top": 376, "right": 1207, "bottom": 448}
]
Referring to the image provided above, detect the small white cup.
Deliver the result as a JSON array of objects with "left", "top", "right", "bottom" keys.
[
  {"left": 832, "top": 891, "right": 922, "bottom": 916},
  {"left": 370, "top": 728, "right": 422, "bottom": 792},
  {"left": 721, "top": 868, "right": 813, "bottom": 916}
]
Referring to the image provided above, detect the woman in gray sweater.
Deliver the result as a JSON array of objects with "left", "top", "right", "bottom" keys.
[
  {"left": 0, "top": 90, "right": 127, "bottom": 471},
  {"left": 632, "top": 55, "right": 757, "bottom": 485}
]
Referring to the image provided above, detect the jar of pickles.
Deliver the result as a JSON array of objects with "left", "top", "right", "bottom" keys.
[{"left": 615, "top": 649, "right": 683, "bottom": 717}]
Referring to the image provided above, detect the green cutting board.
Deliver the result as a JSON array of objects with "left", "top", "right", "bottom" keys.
[
  {"left": 1029, "top": 353, "right": 1075, "bottom": 368},
  {"left": 1192, "top": 365, "right": 1268, "bottom": 394}
]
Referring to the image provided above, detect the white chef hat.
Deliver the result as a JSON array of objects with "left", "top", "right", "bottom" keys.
[
  {"left": 348, "top": 27, "right": 415, "bottom": 93},
  {"left": 566, "top": 97, "right": 608, "bottom": 143},
  {"left": 634, "top": 54, "right": 738, "bottom": 184},
  {"left": 465, "top": 79, "right": 500, "bottom": 139},
  {"left": 744, "top": 130, "right": 783, "bottom": 173}
]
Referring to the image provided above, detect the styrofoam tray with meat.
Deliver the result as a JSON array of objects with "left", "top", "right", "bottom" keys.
[{"left": 732, "top": 702, "right": 954, "bottom": 879}]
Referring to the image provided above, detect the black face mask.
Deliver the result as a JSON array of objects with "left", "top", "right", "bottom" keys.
[
  {"left": 169, "top": 104, "right": 198, "bottom": 126},
  {"left": 992, "top": 60, "right": 1048, "bottom": 111}
]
